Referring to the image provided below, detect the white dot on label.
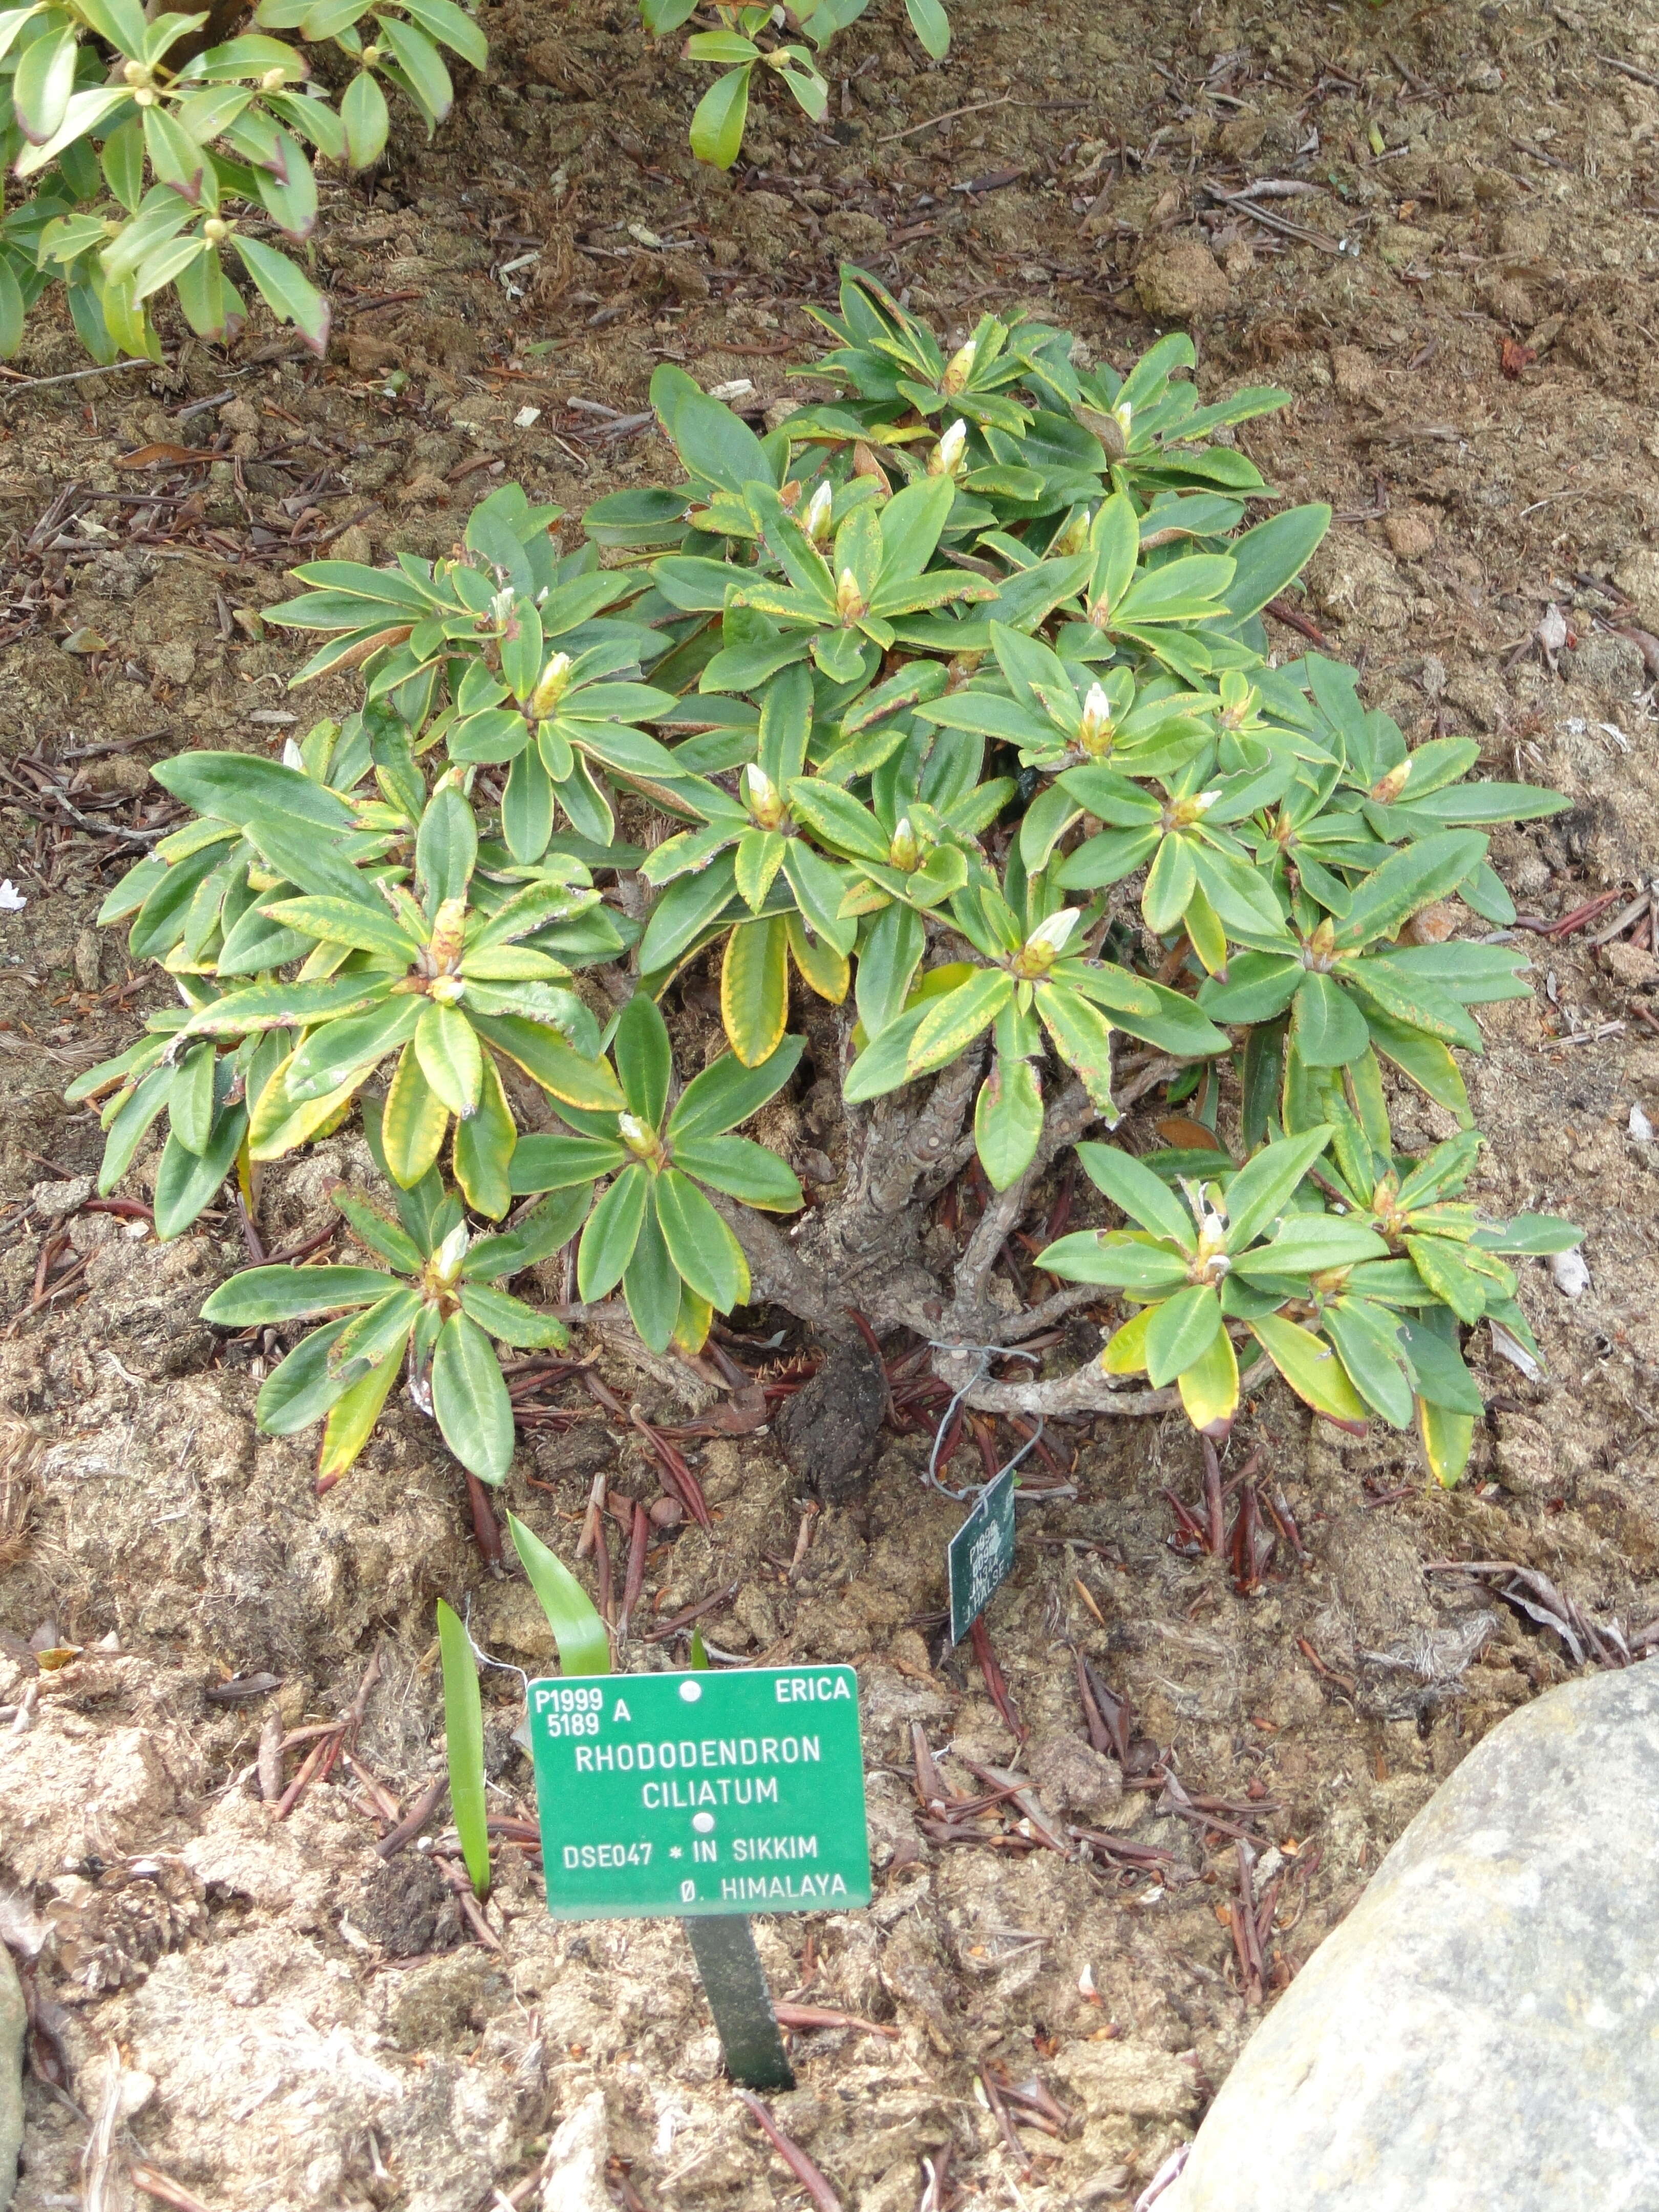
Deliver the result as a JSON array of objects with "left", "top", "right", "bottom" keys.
[
  {"left": 679, "top": 1679, "right": 703, "bottom": 1703},
  {"left": 692, "top": 1813, "right": 715, "bottom": 1834}
]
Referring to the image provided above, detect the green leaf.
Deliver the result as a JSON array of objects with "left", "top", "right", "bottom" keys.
[
  {"left": 1290, "top": 970, "right": 1370, "bottom": 1067},
  {"left": 1362, "top": 1006, "right": 1472, "bottom": 1125},
  {"left": 1033, "top": 983, "right": 1118, "bottom": 1115},
  {"left": 671, "top": 1134, "right": 802, "bottom": 1211},
  {"left": 974, "top": 1056, "right": 1044, "bottom": 1192},
  {"left": 414, "top": 1000, "right": 484, "bottom": 1116},
  {"left": 1177, "top": 1324, "right": 1239, "bottom": 1438},
  {"left": 854, "top": 900, "right": 925, "bottom": 1039},
  {"left": 577, "top": 1162, "right": 649, "bottom": 1300},
  {"left": 433, "top": 1310, "right": 515, "bottom": 1481},
  {"left": 906, "top": 969, "right": 1013, "bottom": 1080},
  {"left": 1472, "top": 1213, "right": 1582, "bottom": 1257},
  {"left": 201, "top": 1264, "right": 391, "bottom": 1325},
  {"left": 458, "top": 1282, "right": 569, "bottom": 1349},
  {"left": 262, "top": 894, "right": 419, "bottom": 961},
  {"left": 1034, "top": 1231, "right": 1190, "bottom": 1292},
  {"left": 463, "top": 1184, "right": 593, "bottom": 1277},
  {"left": 623, "top": 1196, "right": 683, "bottom": 1351},
  {"left": 1221, "top": 505, "right": 1330, "bottom": 621},
  {"left": 639, "top": 854, "right": 741, "bottom": 975},
  {"left": 1335, "top": 830, "right": 1486, "bottom": 949},
  {"left": 1324, "top": 1299, "right": 1414, "bottom": 1428},
  {"left": 903, "top": 0, "right": 950, "bottom": 58},
  {"left": 256, "top": 1316, "right": 365, "bottom": 1436},
  {"left": 375, "top": 14, "right": 454, "bottom": 120},
  {"left": 1417, "top": 1397, "right": 1474, "bottom": 1487},
  {"left": 0, "top": 257, "right": 26, "bottom": 360},
  {"left": 341, "top": 66, "right": 390, "bottom": 166},
  {"left": 230, "top": 231, "right": 330, "bottom": 354},
  {"left": 152, "top": 750, "right": 354, "bottom": 832},
  {"left": 1235, "top": 1217, "right": 1389, "bottom": 1276},
  {"left": 170, "top": 1042, "right": 218, "bottom": 1155},
  {"left": 507, "top": 1513, "right": 609, "bottom": 1675},
  {"left": 143, "top": 101, "right": 210, "bottom": 203},
  {"left": 1247, "top": 1312, "right": 1368, "bottom": 1427},
  {"left": 333, "top": 1188, "right": 423, "bottom": 1272},
  {"left": 437, "top": 1600, "right": 491, "bottom": 1896},
  {"left": 396, "top": 0, "right": 487, "bottom": 68},
  {"left": 1403, "top": 1232, "right": 1490, "bottom": 1325},
  {"left": 688, "top": 61, "right": 751, "bottom": 169},
  {"left": 653, "top": 1166, "right": 749, "bottom": 1311},
  {"left": 100, "top": 1066, "right": 188, "bottom": 1203},
  {"left": 286, "top": 997, "right": 422, "bottom": 1104},
  {"left": 650, "top": 363, "right": 771, "bottom": 497},
  {"left": 509, "top": 1133, "right": 624, "bottom": 1193},
  {"left": 14, "top": 23, "right": 79, "bottom": 145},
  {"left": 1074, "top": 1141, "right": 1196, "bottom": 1248},
  {"left": 1221, "top": 1126, "right": 1331, "bottom": 1248},
  {"left": 467, "top": 1014, "right": 624, "bottom": 1111},
  {"left": 335, "top": 1286, "right": 423, "bottom": 1367},
  {"left": 1144, "top": 1284, "right": 1222, "bottom": 1388},
  {"left": 415, "top": 784, "right": 477, "bottom": 910},
  {"left": 1198, "top": 952, "right": 1302, "bottom": 1027},
  {"left": 453, "top": 1046, "right": 517, "bottom": 1220},
  {"left": 1398, "top": 1315, "right": 1485, "bottom": 1416},
  {"left": 153, "top": 1103, "right": 245, "bottom": 1240},
  {"left": 614, "top": 990, "right": 672, "bottom": 1126},
  {"left": 668, "top": 1034, "right": 803, "bottom": 1139}
]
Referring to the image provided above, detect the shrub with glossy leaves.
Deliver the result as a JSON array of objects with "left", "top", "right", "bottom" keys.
[
  {"left": 78, "top": 268, "right": 1579, "bottom": 1493},
  {"left": 1, "top": 0, "right": 483, "bottom": 361}
]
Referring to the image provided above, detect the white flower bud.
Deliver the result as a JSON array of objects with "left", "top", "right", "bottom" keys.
[
  {"left": 941, "top": 339, "right": 976, "bottom": 396},
  {"left": 929, "top": 417, "right": 968, "bottom": 478},
  {"left": 741, "top": 762, "right": 785, "bottom": 829},
  {"left": 432, "top": 1221, "right": 470, "bottom": 1282},
  {"left": 528, "top": 650, "right": 573, "bottom": 718},
  {"left": 1024, "top": 907, "right": 1079, "bottom": 958},
  {"left": 803, "top": 481, "right": 834, "bottom": 543}
]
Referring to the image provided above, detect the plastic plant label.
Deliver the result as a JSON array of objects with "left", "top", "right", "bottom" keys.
[
  {"left": 947, "top": 1466, "right": 1017, "bottom": 1645},
  {"left": 529, "top": 1665, "right": 871, "bottom": 1920}
]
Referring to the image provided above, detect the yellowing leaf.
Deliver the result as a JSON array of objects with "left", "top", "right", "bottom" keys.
[
  {"left": 382, "top": 1039, "right": 450, "bottom": 1187},
  {"left": 1417, "top": 1396, "right": 1474, "bottom": 1487},
  {"left": 316, "top": 1341, "right": 406, "bottom": 1490},
  {"left": 785, "top": 913, "right": 849, "bottom": 1004},
  {"left": 1177, "top": 1325, "right": 1239, "bottom": 1437},
  {"left": 1248, "top": 1313, "right": 1368, "bottom": 1430},
  {"left": 248, "top": 1049, "right": 364, "bottom": 1161},
  {"left": 1100, "top": 1304, "right": 1155, "bottom": 1375},
  {"left": 721, "top": 913, "right": 790, "bottom": 1068}
]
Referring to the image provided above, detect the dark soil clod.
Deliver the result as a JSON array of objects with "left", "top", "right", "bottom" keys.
[{"left": 774, "top": 1337, "right": 888, "bottom": 1502}]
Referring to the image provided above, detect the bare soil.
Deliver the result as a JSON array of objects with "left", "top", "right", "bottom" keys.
[{"left": 4, "top": 0, "right": 1659, "bottom": 2206}]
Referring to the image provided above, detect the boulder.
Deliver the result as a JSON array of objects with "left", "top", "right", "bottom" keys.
[{"left": 1172, "top": 1665, "right": 1659, "bottom": 2210}]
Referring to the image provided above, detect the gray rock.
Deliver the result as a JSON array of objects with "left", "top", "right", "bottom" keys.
[
  {"left": 0, "top": 1942, "right": 21, "bottom": 2210},
  {"left": 1172, "top": 1665, "right": 1659, "bottom": 2212}
]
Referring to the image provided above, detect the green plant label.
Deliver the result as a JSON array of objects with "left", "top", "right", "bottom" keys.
[
  {"left": 529, "top": 1665, "right": 871, "bottom": 1920},
  {"left": 948, "top": 1467, "right": 1017, "bottom": 1645}
]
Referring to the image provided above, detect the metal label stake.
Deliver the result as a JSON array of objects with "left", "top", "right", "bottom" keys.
[{"left": 683, "top": 1913, "right": 795, "bottom": 2089}]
